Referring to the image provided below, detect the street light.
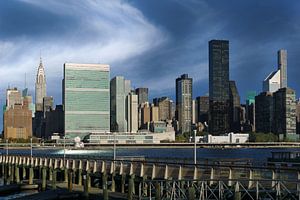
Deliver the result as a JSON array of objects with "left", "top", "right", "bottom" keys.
[
  {"left": 6, "top": 139, "right": 8, "bottom": 156},
  {"left": 113, "top": 132, "right": 116, "bottom": 161},
  {"left": 63, "top": 136, "right": 66, "bottom": 166},
  {"left": 194, "top": 130, "right": 197, "bottom": 165},
  {"left": 30, "top": 137, "right": 33, "bottom": 158}
]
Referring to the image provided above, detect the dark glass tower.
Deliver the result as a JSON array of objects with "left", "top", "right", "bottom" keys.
[{"left": 209, "top": 40, "right": 230, "bottom": 135}]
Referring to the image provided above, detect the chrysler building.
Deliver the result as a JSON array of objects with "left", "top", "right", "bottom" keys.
[{"left": 35, "top": 57, "right": 46, "bottom": 111}]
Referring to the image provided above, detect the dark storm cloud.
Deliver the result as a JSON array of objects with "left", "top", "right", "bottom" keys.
[
  {"left": 0, "top": 1, "right": 78, "bottom": 39},
  {"left": 126, "top": 0, "right": 300, "bottom": 101}
]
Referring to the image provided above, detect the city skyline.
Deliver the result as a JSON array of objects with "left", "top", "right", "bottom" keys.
[{"left": 1, "top": 0, "right": 300, "bottom": 132}]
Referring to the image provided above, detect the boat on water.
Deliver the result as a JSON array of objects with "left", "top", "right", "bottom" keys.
[{"left": 267, "top": 150, "right": 300, "bottom": 167}]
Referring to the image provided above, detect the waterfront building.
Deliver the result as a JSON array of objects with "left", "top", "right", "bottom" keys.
[
  {"left": 273, "top": 88, "right": 297, "bottom": 140},
  {"left": 110, "top": 76, "right": 131, "bottom": 132},
  {"left": 35, "top": 58, "right": 47, "bottom": 111},
  {"left": 255, "top": 92, "right": 273, "bottom": 133},
  {"left": 263, "top": 49, "right": 288, "bottom": 93},
  {"left": 63, "top": 63, "right": 110, "bottom": 139},
  {"left": 153, "top": 97, "right": 173, "bottom": 121},
  {"left": 229, "top": 81, "right": 241, "bottom": 132},
  {"left": 126, "top": 93, "right": 138, "bottom": 133},
  {"left": 199, "top": 132, "right": 249, "bottom": 144},
  {"left": 3, "top": 91, "right": 32, "bottom": 139},
  {"left": 135, "top": 88, "right": 148, "bottom": 106},
  {"left": 176, "top": 74, "right": 192, "bottom": 134},
  {"left": 209, "top": 40, "right": 230, "bottom": 135}
]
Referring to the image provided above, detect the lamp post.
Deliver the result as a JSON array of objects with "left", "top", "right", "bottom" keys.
[
  {"left": 6, "top": 139, "right": 8, "bottom": 156},
  {"left": 63, "top": 136, "right": 66, "bottom": 166},
  {"left": 113, "top": 132, "right": 116, "bottom": 161},
  {"left": 194, "top": 130, "right": 197, "bottom": 165},
  {"left": 30, "top": 137, "right": 33, "bottom": 158}
]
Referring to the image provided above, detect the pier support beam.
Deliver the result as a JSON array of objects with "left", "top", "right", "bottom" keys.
[
  {"left": 52, "top": 169, "right": 57, "bottom": 190},
  {"left": 102, "top": 172, "right": 108, "bottom": 200},
  {"left": 29, "top": 167, "right": 34, "bottom": 185},
  {"left": 111, "top": 172, "right": 116, "bottom": 192},
  {"left": 234, "top": 182, "right": 241, "bottom": 200},
  {"left": 128, "top": 174, "right": 135, "bottom": 200},
  {"left": 210, "top": 167, "right": 215, "bottom": 186},
  {"left": 121, "top": 174, "right": 126, "bottom": 193},
  {"left": 68, "top": 169, "right": 73, "bottom": 192},
  {"left": 188, "top": 186, "right": 195, "bottom": 200},
  {"left": 83, "top": 171, "right": 90, "bottom": 199},
  {"left": 15, "top": 165, "right": 20, "bottom": 184},
  {"left": 78, "top": 168, "right": 82, "bottom": 186},
  {"left": 42, "top": 167, "right": 47, "bottom": 191},
  {"left": 22, "top": 166, "right": 26, "bottom": 180},
  {"left": 155, "top": 182, "right": 161, "bottom": 200}
]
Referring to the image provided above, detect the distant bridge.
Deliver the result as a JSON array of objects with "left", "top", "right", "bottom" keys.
[{"left": 0, "top": 154, "right": 299, "bottom": 199}]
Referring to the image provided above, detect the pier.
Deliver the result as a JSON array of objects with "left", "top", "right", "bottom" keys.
[{"left": 0, "top": 154, "right": 299, "bottom": 199}]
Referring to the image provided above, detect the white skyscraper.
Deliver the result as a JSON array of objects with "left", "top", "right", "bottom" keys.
[
  {"left": 263, "top": 49, "right": 287, "bottom": 93},
  {"left": 35, "top": 58, "right": 46, "bottom": 111}
]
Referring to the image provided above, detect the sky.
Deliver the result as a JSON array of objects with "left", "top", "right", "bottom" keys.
[{"left": 1, "top": 0, "right": 300, "bottom": 131}]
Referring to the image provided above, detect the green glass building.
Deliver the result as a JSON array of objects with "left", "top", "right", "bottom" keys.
[{"left": 63, "top": 63, "right": 110, "bottom": 139}]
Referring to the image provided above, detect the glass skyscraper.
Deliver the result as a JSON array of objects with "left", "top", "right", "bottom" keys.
[
  {"left": 63, "top": 63, "right": 110, "bottom": 139},
  {"left": 209, "top": 40, "right": 230, "bottom": 135}
]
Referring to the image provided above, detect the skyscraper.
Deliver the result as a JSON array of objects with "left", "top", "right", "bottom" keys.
[
  {"left": 209, "top": 40, "right": 230, "bottom": 135},
  {"left": 110, "top": 76, "right": 130, "bottom": 132},
  {"left": 176, "top": 74, "right": 192, "bottom": 134},
  {"left": 63, "top": 63, "right": 110, "bottom": 139},
  {"left": 135, "top": 88, "right": 148, "bottom": 106},
  {"left": 229, "top": 81, "right": 241, "bottom": 132},
  {"left": 126, "top": 93, "right": 138, "bottom": 132},
  {"left": 278, "top": 49, "right": 287, "bottom": 88},
  {"left": 35, "top": 58, "right": 46, "bottom": 111},
  {"left": 273, "top": 88, "right": 297, "bottom": 139},
  {"left": 263, "top": 49, "right": 288, "bottom": 93},
  {"left": 255, "top": 92, "right": 273, "bottom": 133},
  {"left": 196, "top": 96, "right": 209, "bottom": 124}
]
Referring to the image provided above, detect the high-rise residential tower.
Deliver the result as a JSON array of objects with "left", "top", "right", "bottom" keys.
[
  {"left": 135, "top": 88, "right": 148, "bottom": 106},
  {"left": 63, "top": 63, "right": 110, "bottom": 139},
  {"left": 263, "top": 49, "right": 288, "bottom": 93},
  {"left": 176, "top": 74, "right": 192, "bottom": 134},
  {"left": 35, "top": 58, "right": 46, "bottom": 111},
  {"left": 209, "top": 40, "right": 230, "bottom": 135},
  {"left": 278, "top": 49, "right": 287, "bottom": 88}
]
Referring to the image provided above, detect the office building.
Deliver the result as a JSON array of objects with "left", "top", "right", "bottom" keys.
[
  {"left": 141, "top": 102, "right": 151, "bottom": 129},
  {"left": 209, "top": 40, "right": 230, "bottom": 135},
  {"left": 63, "top": 63, "right": 110, "bottom": 139},
  {"left": 3, "top": 90, "right": 32, "bottom": 139},
  {"left": 263, "top": 49, "right": 288, "bottom": 93},
  {"left": 273, "top": 88, "right": 297, "bottom": 139},
  {"left": 6, "top": 88, "right": 22, "bottom": 110},
  {"left": 245, "top": 91, "right": 256, "bottom": 131},
  {"left": 126, "top": 93, "right": 138, "bottom": 133},
  {"left": 229, "top": 81, "right": 241, "bottom": 132},
  {"left": 153, "top": 97, "right": 173, "bottom": 121},
  {"left": 255, "top": 92, "right": 273, "bottom": 133},
  {"left": 110, "top": 76, "right": 131, "bottom": 132},
  {"left": 135, "top": 88, "right": 148, "bottom": 106},
  {"left": 150, "top": 105, "right": 159, "bottom": 122},
  {"left": 176, "top": 74, "right": 192, "bottom": 134},
  {"left": 196, "top": 96, "right": 209, "bottom": 124},
  {"left": 192, "top": 100, "right": 198, "bottom": 124},
  {"left": 44, "top": 105, "right": 64, "bottom": 139},
  {"left": 43, "top": 96, "right": 53, "bottom": 117},
  {"left": 296, "top": 100, "right": 300, "bottom": 135},
  {"left": 35, "top": 58, "right": 47, "bottom": 111}
]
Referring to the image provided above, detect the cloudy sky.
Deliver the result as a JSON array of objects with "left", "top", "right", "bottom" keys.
[{"left": 1, "top": 0, "right": 300, "bottom": 125}]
